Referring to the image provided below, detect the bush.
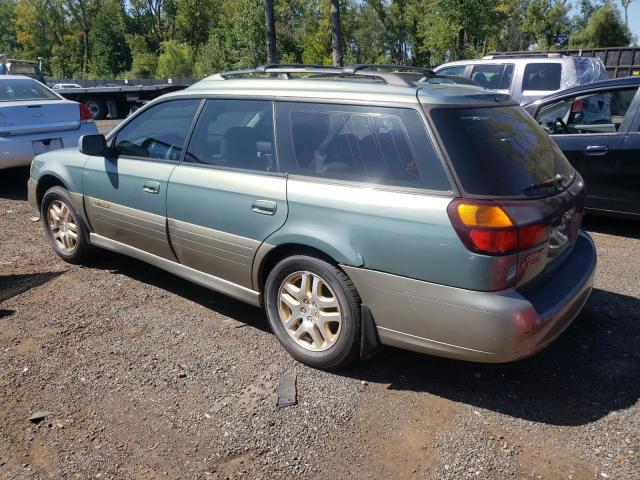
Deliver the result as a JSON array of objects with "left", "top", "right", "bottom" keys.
[{"left": 157, "top": 40, "right": 194, "bottom": 78}]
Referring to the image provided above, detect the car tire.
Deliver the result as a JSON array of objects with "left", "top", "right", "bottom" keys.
[
  {"left": 83, "top": 97, "right": 107, "bottom": 120},
  {"left": 41, "top": 186, "right": 94, "bottom": 264},
  {"left": 264, "top": 255, "right": 361, "bottom": 369}
]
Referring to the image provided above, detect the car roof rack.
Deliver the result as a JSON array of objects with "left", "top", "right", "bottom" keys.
[
  {"left": 217, "top": 63, "right": 436, "bottom": 87},
  {"left": 482, "top": 52, "right": 565, "bottom": 60}
]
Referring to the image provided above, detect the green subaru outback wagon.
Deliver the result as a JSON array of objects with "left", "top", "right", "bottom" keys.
[{"left": 28, "top": 65, "right": 596, "bottom": 369}]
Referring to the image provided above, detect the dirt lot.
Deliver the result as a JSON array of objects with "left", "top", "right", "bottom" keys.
[{"left": 0, "top": 123, "right": 639, "bottom": 479}]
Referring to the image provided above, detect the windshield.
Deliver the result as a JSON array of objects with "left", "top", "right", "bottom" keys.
[
  {"left": 0, "top": 78, "right": 59, "bottom": 102},
  {"left": 430, "top": 106, "right": 574, "bottom": 197}
]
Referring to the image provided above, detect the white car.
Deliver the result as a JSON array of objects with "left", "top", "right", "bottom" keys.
[
  {"left": 51, "top": 83, "right": 83, "bottom": 89},
  {"left": 0, "top": 76, "right": 97, "bottom": 169}
]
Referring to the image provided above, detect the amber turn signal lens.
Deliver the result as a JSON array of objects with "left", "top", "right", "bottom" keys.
[{"left": 456, "top": 204, "right": 513, "bottom": 228}]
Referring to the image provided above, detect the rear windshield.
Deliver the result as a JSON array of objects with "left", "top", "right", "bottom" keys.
[
  {"left": 0, "top": 79, "right": 59, "bottom": 102},
  {"left": 430, "top": 106, "right": 574, "bottom": 197}
]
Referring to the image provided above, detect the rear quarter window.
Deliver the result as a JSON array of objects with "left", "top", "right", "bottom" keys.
[
  {"left": 275, "top": 102, "right": 451, "bottom": 191},
  {"left": 522, "top": 63, "right": 562, "bottom": 91}
]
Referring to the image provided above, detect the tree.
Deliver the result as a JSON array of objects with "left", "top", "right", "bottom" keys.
[
  {"left": 0, "top": 0, "right": 18, "bottom": 55},
  {"left": 156, "top": 39, "right": 193, "bottom": 77},
  {"left": 174, "top": 0, "right": 215, "bottom": 46},
  {"left": 330, "top": 0, "right": 344, "bottom": 66},
  {"left": 522, "top": 0, "right": 571, "bottom": 49},
  {"left": 569, "top": 2, "right": 632, "bottom": 48},
  {"left": 64, "top": 0, "right": 99, "bottom": 75},
  {"left": 90, "top": 0, "right": 131, "bottom": 77},
  {"left": 621, "top": 0, "right": 633, "bottom": 29},
  {"left": 127, "top": 34, "right": 157, "bottom": 77},
  {"left": 263, "top": 0, "right": 277, "bottom": 63}
]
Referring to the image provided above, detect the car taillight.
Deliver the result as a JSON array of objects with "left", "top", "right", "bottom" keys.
[
  {"left": 79, "top": 103, "right": 94, "bottom": 122},
  {"left": 448, "top": 199, "right": 549, "bottom": 256}
]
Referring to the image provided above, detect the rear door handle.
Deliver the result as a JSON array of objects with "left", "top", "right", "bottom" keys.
[
  {"left": 143, "top": 181, "right": 160, "bottom": 194},
  {"left": 251, "top": 200, "right": 277, "bottom": 215},
  {"left": 584, "top": 145, "right": 608, "bottom": 156}
]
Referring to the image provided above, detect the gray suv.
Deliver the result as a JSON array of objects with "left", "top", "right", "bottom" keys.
[
  {"left": 28, "top": 64, "right": 596, "bottom": 369},
  {"left": 434, "top": 53, "right": 608, "bottom": 104}
]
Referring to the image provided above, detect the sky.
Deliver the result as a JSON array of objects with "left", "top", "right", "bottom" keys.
[{"left": 569, "top": 1, "right": 640, "bottom": 42}]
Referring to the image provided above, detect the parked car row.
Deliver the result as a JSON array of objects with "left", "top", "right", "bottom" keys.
[{"left": 27, "top": 64, "right": 597, "bottom": 369}]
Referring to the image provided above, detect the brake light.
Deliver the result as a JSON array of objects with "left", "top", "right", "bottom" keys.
[
  {"left": 79, "top": 103, "right": 94, "bottom": 122},
  {"left": 448, "top": 199, "right": 550, "bottom": 255}
]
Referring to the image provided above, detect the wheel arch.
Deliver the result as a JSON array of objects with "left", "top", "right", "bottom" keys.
[
  {"left": 36, "top": 173, "right": 68, "bottom": 209},
  {"left": 253, "top": 240, "right": 363, "bottom": 293}
]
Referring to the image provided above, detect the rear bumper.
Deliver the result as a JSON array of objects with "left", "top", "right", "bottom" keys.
[
  {"left": 342, "top": 231, "right": 596, "bottom": 363},
  {"left": 0, "top": 122, "right": 97, "bottom": 169}
]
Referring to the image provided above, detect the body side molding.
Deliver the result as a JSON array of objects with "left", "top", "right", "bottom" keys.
[{"left": 89, "top": 233, "right": 262, "bottom": 307}]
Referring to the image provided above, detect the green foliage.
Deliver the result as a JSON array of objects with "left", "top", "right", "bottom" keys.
[
  {"left": 569, "top": 2, "right": 632, "bottom": 48},
  {"left": 193, "top": 0, "right": 265, "bottom": 75},
  {"left": 0, "top": 0, "right": 18, "bottom": 55},
  {"left": 89, "top": 0, "right": 131, "bottom": 78},
  {"left": 127, "top": 34, "right": 157, "bottom": 78},
  {"left": 157, "top": 39, "right": 193, "bottom": 77},
  {"left": 522, "top": 0, "right": 571, "bottom": 49},
  {"left": 174, "top": 0, "right": 216, "bottom": 46},
  {"left": 3, "top": 0, "right": 637, "bottom": 79}
]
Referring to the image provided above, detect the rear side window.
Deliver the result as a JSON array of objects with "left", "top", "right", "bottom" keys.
[
  {"left": 276, "top": 102, "right": 450, "bottom": 190},
  {"left": 523, "top": 63, "right": 562, "bottom": 91},
  {"left": 184, "top": 99, "right": 274, "bottom": 172},
  {"left": 430, "top": 106, "right": 574, "bottom": 197},
  {"left": 0, "top": 78, "right": 58, "bottom": 102},
  {"left": 470, "top": 64, "right": 513, "bottom": 90}
]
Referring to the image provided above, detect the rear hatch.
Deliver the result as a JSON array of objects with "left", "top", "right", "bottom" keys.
[
  {"left": 0, "top": 78, "right": 80, "bottom": 136},
  {"left": 427, "top": 103, "right": 585, "bottom": 288}
]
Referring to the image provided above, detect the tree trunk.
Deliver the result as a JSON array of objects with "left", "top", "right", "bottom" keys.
[
  {"left": 263, "top": 0, "right": 277, "bottom": 64},
  {"left": 330, "top": 0, "right": 344, "bottom": 67},
  {"left": 621, "top": 0, "right": 631, "bottom": 29}
]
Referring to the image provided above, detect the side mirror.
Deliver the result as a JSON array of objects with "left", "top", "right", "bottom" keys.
[{"left": 79, "top": 134, "right": 109, "bottom": 157}]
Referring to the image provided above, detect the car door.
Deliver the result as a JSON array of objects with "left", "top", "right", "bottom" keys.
[
  {"left": 610, "top": 88, "right": 640, "bottom": 215},
  {"left": 83, "top": 98, "right": 201, "bottom": 259},
  {"left": 533, "top": 86, "right": 638, "bottom": 211},
  {"left": 166, "top": 98, "right": 287, "bottom": 290}
]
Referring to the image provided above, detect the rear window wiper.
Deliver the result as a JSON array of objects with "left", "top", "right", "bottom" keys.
[{"left": 521, "top": 174, "right": 565, "bottom": 192}]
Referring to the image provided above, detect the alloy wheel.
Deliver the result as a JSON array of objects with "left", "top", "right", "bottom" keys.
[
  {"left": 47, "top": 200, "right": 78, "bottom": 253},
  {"left": 277, "top": 271, "right": 342, "bottom": 352}
]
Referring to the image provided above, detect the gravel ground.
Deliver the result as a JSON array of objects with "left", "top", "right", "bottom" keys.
[
  {"left": 0, "top": 127, "right": 638, "bottom": 479},
  {"left": 96, "top": 119, "right": 121, "bottom": 136}
]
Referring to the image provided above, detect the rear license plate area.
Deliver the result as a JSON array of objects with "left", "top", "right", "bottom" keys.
[
  {"left": 32, "top": 138, "right": 63, "bottom": 155},
  {"left": 548, "top": 207, "right": 575, "bottom": 258}
]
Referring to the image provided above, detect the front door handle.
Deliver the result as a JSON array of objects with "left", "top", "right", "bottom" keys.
[
  {"left": 143, "top": 181, "right": 160, "bottom": 194},
  {"left": 251, "top": 200, "right": 277, "bottom": 215},
  {"left": 584, "top": 145, "right": 609, "bottom": 156}
]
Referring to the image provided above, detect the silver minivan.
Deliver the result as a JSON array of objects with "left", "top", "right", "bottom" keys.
[{"left": 434, "top": 53, "right": 608, "bottom": 104}]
